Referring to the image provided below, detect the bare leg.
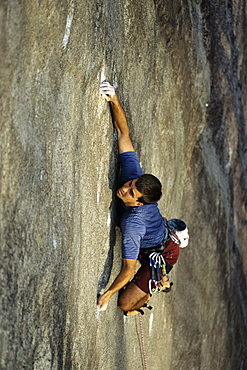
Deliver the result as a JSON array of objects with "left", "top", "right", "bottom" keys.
[{"left": 118, "top": 282, "right": 151, "bottom": 313}]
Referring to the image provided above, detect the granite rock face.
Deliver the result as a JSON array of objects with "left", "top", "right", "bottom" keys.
[{"left": 0, "top": 0, "right": 247, "bottom": 369}]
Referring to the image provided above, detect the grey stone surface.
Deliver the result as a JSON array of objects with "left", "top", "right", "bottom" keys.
[{"left": 0, "top": 0, "right": 247, "bottom": 369}]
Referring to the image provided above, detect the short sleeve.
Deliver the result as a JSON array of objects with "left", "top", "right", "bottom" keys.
[
  {"left": 121, "top": 214, "right": 146, "bottom": 259},
  {"left": 119, "top": 152, "right": 144, "bottom": 185}
]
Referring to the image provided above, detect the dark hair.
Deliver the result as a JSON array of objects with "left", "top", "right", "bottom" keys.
[
  {"left": 135, "top": 174, "right": 162, "bottom": 204},
  {"left": 167, "top": 219, "right": 186, "bottom": 231}
]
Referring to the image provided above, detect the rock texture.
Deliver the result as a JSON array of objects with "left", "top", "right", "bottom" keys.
[{"left": 1, "top": 0, "right": 247, "bottom": 369}]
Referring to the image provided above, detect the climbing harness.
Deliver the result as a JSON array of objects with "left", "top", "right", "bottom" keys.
[
  {"left": 139, "top": 223, "right": 170, "bottom": 256},
  {"left": 139, "top": 219, "right": 180, "bottom": 257},
  {"left": 140, "top": 219, "right": 181, "bottom": 296}
]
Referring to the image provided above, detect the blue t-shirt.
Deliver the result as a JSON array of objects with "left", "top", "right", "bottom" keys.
[{"left": 118, "top": 151, "right": 165, "bottom": 259}]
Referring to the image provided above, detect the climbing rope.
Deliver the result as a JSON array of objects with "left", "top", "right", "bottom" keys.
[{"left": 138, "top": 312, "right": 148, "bottom": 370}]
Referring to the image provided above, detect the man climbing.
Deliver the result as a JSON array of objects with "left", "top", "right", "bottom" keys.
[{"left": 97, "top": 82, "right": 189, "bottom": 315}]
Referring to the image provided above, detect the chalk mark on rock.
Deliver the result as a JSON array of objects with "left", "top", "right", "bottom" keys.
[{"left": 62, "top": 1, "right": 75, "bottom": 49}]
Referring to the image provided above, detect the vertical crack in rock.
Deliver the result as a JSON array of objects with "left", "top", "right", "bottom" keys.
[
  {"left": 97, "top": 146, "right": 119, "bottom": 296},
  {"left": 97, "top": 204, "right": 115, "bottom": 296}
]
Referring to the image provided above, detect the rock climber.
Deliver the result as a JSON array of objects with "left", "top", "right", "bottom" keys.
[{"left": 97, "top": 82, "right": 189, "bottom": 316}]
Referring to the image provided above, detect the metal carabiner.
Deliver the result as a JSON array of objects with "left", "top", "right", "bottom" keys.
[{"left": 149, "top": 279, "right": 158, "bottom": 295}]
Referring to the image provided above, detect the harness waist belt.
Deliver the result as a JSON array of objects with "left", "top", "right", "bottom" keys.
[{"left": 139, "top": 228, "right": 170, "bottom": 255}]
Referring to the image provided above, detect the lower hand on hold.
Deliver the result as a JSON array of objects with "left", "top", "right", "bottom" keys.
[{"left": 96, "top": 292, "right": 109, "bottom": 312}]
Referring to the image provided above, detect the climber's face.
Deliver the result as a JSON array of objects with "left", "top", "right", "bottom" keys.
[{"left": 116, "top": 178, "right": 144, "bottom": 207}]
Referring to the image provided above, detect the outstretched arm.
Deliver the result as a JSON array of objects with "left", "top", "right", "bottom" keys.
[
  {"left": 100, "top": 82, "right": 135, "bottom": 154},
  {"left": 97, "top": 258, "right": 137, "bottom": 311}
]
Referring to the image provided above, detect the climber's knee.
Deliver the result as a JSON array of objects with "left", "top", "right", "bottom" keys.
[{"left": 118, "top": 282, "right": 147, "bottom": 311}]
